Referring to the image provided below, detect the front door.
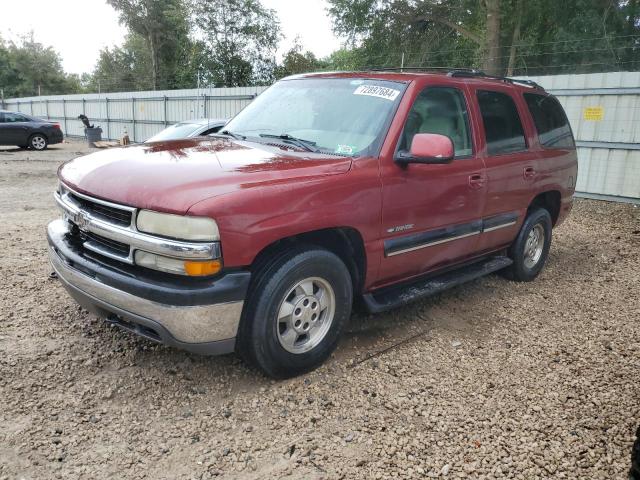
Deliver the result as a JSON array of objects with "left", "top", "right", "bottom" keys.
[
  {"left": 0, "top": 112, "right": 32, "bottom": 145},
  {"left": 377, "top": 85, "right": 486, "bottom": 287}
]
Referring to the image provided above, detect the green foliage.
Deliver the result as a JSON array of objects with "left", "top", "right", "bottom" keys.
[
  {"left": 89, "top": 34, "right": 154, "bottom": 92},
  {"left": 191, "top": 0, "right": 281, "bottom": 87},
  {"left": 107, "top": 0, "right": 195, "bottom": 89},
  {"left": 327, "top": 0, "right": 640, "bottom": 75},
  {"left": 0, "top": 34, "right": 83, "bottom": 98},
  {"left": 275, "top": 38, "right": 326, "bottom": 79}
]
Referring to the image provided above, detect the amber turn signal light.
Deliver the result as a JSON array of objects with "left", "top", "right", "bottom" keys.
[{"left": 183, "top": 259, "right": 222, "bottom": 276}]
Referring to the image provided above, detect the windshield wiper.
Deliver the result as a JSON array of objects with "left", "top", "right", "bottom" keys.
[
  {"left": 218, "top": 130, "right": 246, "bottom": 140},
  {"left": 259, "top": 133, "right": 320, "bottom": 153}
]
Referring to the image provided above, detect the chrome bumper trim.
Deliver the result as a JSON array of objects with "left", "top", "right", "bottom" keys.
[
  {"left": 48, "top": 244, "right": 243, "bottom": 344},
  {"left": 55, "top": 191, "right": 220, "bottom": 261}
]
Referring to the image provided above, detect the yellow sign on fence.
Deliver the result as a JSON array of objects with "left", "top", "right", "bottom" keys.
[{"left": 583, "top": 107, "right": 604, "bottom": 121}]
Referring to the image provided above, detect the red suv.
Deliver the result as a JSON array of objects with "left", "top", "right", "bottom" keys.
[{"left": 48, "top": 70, "right": 577, "bottom": 378}]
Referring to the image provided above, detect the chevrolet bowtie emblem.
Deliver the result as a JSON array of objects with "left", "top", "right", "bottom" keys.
[{"left": 74, "top": 211, "right": 90, "bottom": 230}]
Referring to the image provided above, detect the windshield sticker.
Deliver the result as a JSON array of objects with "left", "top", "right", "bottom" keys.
[
  {"left": 353, "top": 84, "right": 400, "bottom": 101},
  {"left": 336, "top": 144, "right": 355, "bottom": 155}
]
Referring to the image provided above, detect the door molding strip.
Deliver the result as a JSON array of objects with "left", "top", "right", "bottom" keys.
[{"left": 384, "top": 212, "right": 519, "bottom": 257}]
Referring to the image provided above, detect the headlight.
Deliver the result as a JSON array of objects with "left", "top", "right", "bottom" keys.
[
  {"left": 134, "top": 251, "right": 222, "bottom": 276},
  {"left": 136, "top": 210, "right": 220, "bottom": 241}
]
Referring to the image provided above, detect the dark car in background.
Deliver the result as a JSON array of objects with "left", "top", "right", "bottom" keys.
[
  {"left": 144, "top": 118, "right": 227, "bottom": 143},
  {"left": 0, "top": 110, "right": 64, "bottom": 150}
]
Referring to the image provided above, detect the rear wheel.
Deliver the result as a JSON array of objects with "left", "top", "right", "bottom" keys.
[
  {"left": 29, "top": 134, "right": 48, "bottom": 151},
  {"left": 503, "top": 207, "right": 552, "bottom": 282},
  {"left": 237, "top": 247, "right": 352, "bottom": 378}
]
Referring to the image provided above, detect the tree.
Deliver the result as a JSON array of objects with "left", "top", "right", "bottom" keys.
[
  {"left": 191, "top": 0, "right": 281, "bottom": 87},
  {"left": 89, "top": 34, "right": 154, "bottom": 92},
  {"left": 0, "top": 33, "right": 82, "bottom": 98},
  {"left": 327, "top": 0, "right": 640, "bottom": 76},
  {"left": 107, "top": 0, "right": 193, "bottom": 90},
  {"left": 323, "top": 48, "right": 365, "bottom": 71},
  {"left": 276, "top": 38, "right": 326, "bottom": 78}
]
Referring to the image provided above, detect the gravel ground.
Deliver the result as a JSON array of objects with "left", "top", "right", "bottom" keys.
[{"left": 1, "top": 140, "right": 639, "bottom": 479}]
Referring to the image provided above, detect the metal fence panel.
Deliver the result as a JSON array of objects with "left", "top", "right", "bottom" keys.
[
  {"left": 2, "top": 76, "right": 639, "bottom": 200},
  {"left": 523, "top": 72, "right": 640, "bottom": 201},
  {"left": 2, "top": 86, "right": 267, "bottom": 143},
  {"left": 575, "top": 147, "right": 640, "bottom": 198}
]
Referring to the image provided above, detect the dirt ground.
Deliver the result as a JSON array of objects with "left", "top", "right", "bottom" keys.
[{"left": 1, "top": 140, "right": 639, "bottom": 479}]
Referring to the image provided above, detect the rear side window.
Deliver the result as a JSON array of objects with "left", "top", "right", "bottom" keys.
[
  {"left": 477, "top": 90, "right": 527, "bottom": 155},
  {"left": 524, "top": 94, "right": 574, "bottom": 149},
  {"left": 4, "top": 112, "right": 30, "bottom": 122}
]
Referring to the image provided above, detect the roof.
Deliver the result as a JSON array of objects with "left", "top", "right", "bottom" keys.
[{"left": 288, "top": 69, "right": 545, "bottom": 91}]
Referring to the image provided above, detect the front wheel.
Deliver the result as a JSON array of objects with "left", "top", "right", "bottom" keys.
[
  {"left": 237, "top": 247, "right": 353, "bottom": 378},
  {"left": 29, "top": 134, "right": 48, "bottom": 151},
  {"left": 503, "top": 207, "right": 552, "bottom": 282}
]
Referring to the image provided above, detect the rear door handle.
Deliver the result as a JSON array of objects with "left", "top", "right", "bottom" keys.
[
  {"left": 523, "top": 166, "right": 536, "bottom": 179},
  {"left": 468, "top": 173, "right": 486, "bottom": 189}
]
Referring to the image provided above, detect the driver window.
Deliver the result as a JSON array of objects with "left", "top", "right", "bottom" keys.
[{"left": 400, "top": 87, "right": 472, "bottom": 158}]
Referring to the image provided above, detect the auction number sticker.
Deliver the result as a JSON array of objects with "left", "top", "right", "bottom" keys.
[{"left": 354, "top": 85, "right": 400, "bottom": 101}]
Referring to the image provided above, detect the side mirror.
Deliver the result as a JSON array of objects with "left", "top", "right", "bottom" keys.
[{"left": 396, "top": 133, "right": 455, "bottom": 165}]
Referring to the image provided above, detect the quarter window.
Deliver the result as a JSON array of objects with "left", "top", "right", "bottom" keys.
[
  {"left": 477, "top": 90, "right": 527, "bottom": 155},
  {"left": 524, "top": 93, "right": 574, "bottom": 149},
  {"left": 400, "top": 87, "right": 472, "bottom": 158}
]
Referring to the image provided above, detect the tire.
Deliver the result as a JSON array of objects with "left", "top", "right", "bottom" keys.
[
  {"left": 502, "top": 207, "right": 552, "bottom": 282},
  {"left": 237, "top": 246, "right": 353, "bottom": 379},
  {"left": 631, "top": 427, "right": 640, "bottom": 480},
  {"left": 29, "top": 134, "right": 48, "bottom": 151}
]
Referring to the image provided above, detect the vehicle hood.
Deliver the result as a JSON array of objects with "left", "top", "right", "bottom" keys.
[{"left": 58, "top": 138, "right": 353, "bottom": 214}]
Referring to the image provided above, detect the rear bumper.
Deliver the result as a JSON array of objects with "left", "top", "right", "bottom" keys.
[
  {"left": 555, "top": 195, "right": 574, "bottom": 227},
  {"left": 48, "top": 129, "right": 64, "bottom": 144},
  {"left": 47, "top": 219, "right": 250, "bottom": 355}
]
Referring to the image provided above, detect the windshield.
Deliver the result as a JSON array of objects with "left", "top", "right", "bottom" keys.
[
  {"left": 146, "top": 123, "right": 200, "bottom": 142},
  {"left": 224, "top": 78, "right": 406, "bottom": 156}
]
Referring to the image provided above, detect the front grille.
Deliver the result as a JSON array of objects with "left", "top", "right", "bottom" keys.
[
  {"left": 69, "top": 193, "right": 132, "bottom": 227},
  {"left": 83, "top": 231, "right": 130, "bottom": 257}
]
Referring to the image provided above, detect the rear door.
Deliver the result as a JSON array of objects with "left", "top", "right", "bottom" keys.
[
  {"left": 469, "top": 87, "right": 538, "bottom": 253},
  {"left": 377, "top": 82, "right": 486, "bottom": 286}
]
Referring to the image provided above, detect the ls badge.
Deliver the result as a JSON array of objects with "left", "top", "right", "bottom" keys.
[{"left": 387, "top": 224, "right": 414, "bottom": 234}]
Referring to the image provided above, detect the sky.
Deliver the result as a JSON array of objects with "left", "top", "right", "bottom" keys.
[{"left": 1, "top": 0, "right": 343, "bottom": 75}]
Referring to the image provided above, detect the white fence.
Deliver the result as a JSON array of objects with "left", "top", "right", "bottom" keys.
[
  {"left": 1, "top": 86, "right": 268, "bottom": 143},
  {"left": 524, "top": 72, "right": 640, "bottom": 202},
  {"left": 2, "top": 72, "right": 639, "bottom": 201}
]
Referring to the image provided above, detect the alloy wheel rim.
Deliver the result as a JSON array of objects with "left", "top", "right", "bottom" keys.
[
  {"left": 276, "top": 276, "right": 336, "bottom": 354},
  {"left": 32, "top": 136, "right": 45, "bottom": 149},
  {"left": 523, "top": 223, "right": 545, "bottom": 269}
]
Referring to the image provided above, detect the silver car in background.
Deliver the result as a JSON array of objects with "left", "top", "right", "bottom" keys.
[{"left": 145, "top": 118, "right": 227, "bottom": 143}]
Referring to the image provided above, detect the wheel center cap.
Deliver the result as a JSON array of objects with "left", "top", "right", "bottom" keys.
[{"left": 291, "top": 295, "right": 320, "bottom": 333}]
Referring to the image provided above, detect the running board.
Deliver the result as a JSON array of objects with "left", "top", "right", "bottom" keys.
[{"left": 362, "top": 256, "right": 513, "bottom": 314}]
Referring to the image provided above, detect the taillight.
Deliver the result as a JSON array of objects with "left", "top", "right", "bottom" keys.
[{"left": 53, "top": 123, "right": 61, "bottom": 129}]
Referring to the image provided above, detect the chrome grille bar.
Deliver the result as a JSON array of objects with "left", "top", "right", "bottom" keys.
[{"left": 55, "top": 187, "right": 221, "bottom": 262}]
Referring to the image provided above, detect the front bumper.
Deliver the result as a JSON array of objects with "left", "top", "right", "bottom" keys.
[{"left": 47, "top": 219, "right": 250, "bottom": 355}]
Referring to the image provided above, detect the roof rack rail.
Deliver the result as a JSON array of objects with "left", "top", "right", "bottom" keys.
[
  {"left": 357, "top": 66, "right": 545, "bottom": 90},
  {"left": 447, "top": 70, "right": 545, "bottom": 90},
  {"left": 365, "top": 66, "right": 481, "bottom": 75}
]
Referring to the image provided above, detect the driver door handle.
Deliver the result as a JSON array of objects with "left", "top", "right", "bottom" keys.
[
  {"left": 523, "top": 166, "right": 536, "bottom": 179},
  {"left": 468, "top": 173, "right": 486, "bottom": 189}
]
